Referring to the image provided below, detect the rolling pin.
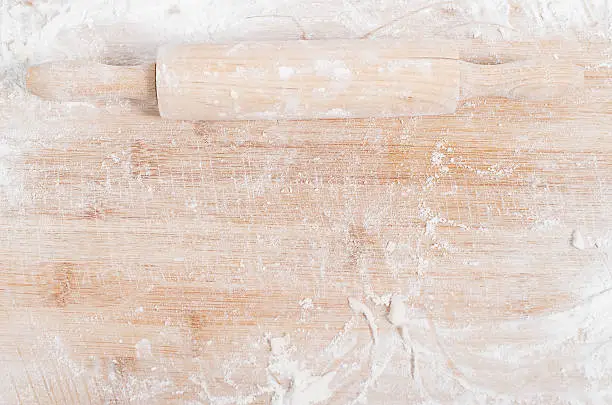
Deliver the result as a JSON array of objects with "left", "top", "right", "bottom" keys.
[{"left": 26, "top": 39, "right": 584, "bottom": 121}]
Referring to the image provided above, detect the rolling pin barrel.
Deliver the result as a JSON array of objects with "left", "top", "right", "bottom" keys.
[{"left": 155, "top": 40, "right": 462, "bottom": 121}]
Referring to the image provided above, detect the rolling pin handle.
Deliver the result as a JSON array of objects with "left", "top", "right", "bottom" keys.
[
  {"left": 26, "top": 61, "right": 157, "bottom": 104},
  {"left": 459, "top": 58, "right": 584, "bottom": 101}
]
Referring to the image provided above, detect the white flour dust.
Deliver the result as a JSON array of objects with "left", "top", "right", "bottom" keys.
[{"left": 1, "top": 0, "right": 612, "bottom": 404}]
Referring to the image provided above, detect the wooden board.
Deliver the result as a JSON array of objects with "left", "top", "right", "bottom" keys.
[
  {"left": 2, "top": 13, "right": 612, "bottom": 405},
  {"left": 2, "top": 89, "right": 612, "bottom": 402}
]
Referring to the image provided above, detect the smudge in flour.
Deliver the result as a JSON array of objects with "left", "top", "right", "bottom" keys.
[
  {"left": 299, "top": 297, "right": 314, "bottom": 322},
  {"left": 314, "top": 59, "right": 352, "bottom": 81},
  {"left": 135, "top": 338, "right": 153, "bottom": 359},
  {"left": 387, "top": 294, "right": 408, "bottom": 327},
  {"left": 323, "top": 108, "right": 353, "bottom": 118},
  {"left": 385, "top": 240, "right": 397, "bottom": 253},
  {"left": 299, "top": 297, "right": 313, "bottom": 311},
  {"left": 348, "top": 297, "right": 378, "bottom": 343},
  {"left": 267, "top": 334, "right": 337, "bottom": 405},
  {"left": 571, "top": 229, "right": 586, "bottom": 250},
  {"left": 278, "top": 66, "right": 295, "bottom": 80},
  {"left": 270, "top": 334, "right": 290, "bottom": 356}
]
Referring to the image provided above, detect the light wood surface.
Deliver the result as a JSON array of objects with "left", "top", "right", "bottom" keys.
[{"left": 3, "top": 37, "right": 612, "bottom": 404}]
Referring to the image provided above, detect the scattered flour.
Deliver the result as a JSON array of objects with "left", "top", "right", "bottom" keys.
[
  {"left": 314, "top": 59, "right": 351, "bottom": 80},
  {"left": 135, "top": 338, "right": 153, "bottom": 359},
  {"left": 278, "top": 66, "right": 295, "bottom": 80},
  {"left": 323, "top": 108, "right": 353, "bottom": 118},
  {"left": 571, "top": 229, "right": 586, "bottom": 250},
  {"left": 387, "top": 294, "right": 408, "bottom": 327},
  {"left": 2, "top": 0, "right": 612, "bottom": 404},
  {"left": 270, "top": 334, "right": 291, "bottom": 356},
  {"left": 267, "top": 335, "right": 337, "bottom": 405},
  {"left": 299, "top": 297, "right": 314, "bottom": 310}
]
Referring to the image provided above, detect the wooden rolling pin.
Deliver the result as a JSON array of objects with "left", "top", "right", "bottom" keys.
[{"left": 27, "top": 39, "right": 584, "bottom": 121}]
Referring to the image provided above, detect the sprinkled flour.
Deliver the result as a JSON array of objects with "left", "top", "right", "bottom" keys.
[{"left": 1, "top": 1, "right": 611, "bottom": 404}]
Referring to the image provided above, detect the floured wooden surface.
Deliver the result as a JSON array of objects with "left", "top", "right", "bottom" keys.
[{"left": 1, "top": 1, "right": 611, "bottom": 404}]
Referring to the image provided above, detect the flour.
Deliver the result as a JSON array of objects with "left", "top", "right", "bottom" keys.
[
  {"left": 323, "top": 108, "right": 353, "bottom": 118},
  {"left": 349, "top": 332, "right": 399, "bottom": 405},
  {"left": 135, "top": 338, "right": 153, "bottom": 359},
  {"left": 267, "top": 335, "right": 337, "bottom": 405},
  {"left": 347, "top": 0, "right": 610, "bottom": 40},
  {"left": 571, "top": 229, "right": 586, "bottom": 250},
  {"left": 299, "top": 297, "right": 313, "bottom": 310},
  {"left": 387, "top": 294, "right": 408, "bottom": 327},
  {"left": 348, "top": 297, "right": 379, "bottom": 344},
  {"left": 2, "top": 0, "right": 612, "bottom": 404},
  {"left": 278, "top": 66, "right": 295, "bottom": 80},
  {"left": 314, "top": 59, "right": 351, "bottom": 80},
  {"left": 272, "top": 370, "right": 337, "bottom": 405},
  {"left": 270, "top": 335, "right": 290, "bottom": 356}
]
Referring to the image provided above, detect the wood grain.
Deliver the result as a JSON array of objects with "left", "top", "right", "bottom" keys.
[
  {"left": 3, "top": 26, "right": 612, "bottom": 405},
  {"left": 2, "top": 87, "right": 611, "bottom": 402}
]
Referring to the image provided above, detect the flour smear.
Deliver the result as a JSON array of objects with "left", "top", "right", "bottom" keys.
[{"left": 1, "top": 0, "right": 611, "bottom": 404}]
